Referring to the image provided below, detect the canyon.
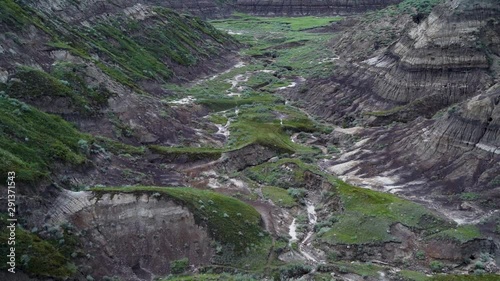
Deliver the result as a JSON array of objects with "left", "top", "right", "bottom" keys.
[{"left": 0, "top": 0, "right": 499, "bottom": 281}]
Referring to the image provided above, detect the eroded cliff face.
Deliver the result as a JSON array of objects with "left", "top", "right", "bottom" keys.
[
  {"left": 288, "top": 0, "right": 499, "bottom": 125},
  {"left": 42, "top": 191, "right": 214, "bottom": 281},
  {"left": 285, "top": 0, "right": 500, "bottom": 223},
  {"left": 27, "top": 0, "right": 231, "bottom": 20},
  {"left": 235, "top": 0, "right": 403, "bottom": 16},
  {"left": 25, "top": 0, "right": 405, "bottom": 19}
]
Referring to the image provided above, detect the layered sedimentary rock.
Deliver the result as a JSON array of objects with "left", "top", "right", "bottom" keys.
[
  {"left": 42, "top": 191, "right": 214, "bottom": 281},
  {"left": 288, "top": 0, "right": 499, "bottom": 125},
  {"left": 27, "top": 0, "right": 405, "bottom": 19},
  {"left": 27, "top": 0, "right": 231, "bottom": 20},
  {"left": 235, "top": 0, "right": 403, "bottom": 16},
  {"left": 285, "top": 0, "right": 500, "bottom": 220}
]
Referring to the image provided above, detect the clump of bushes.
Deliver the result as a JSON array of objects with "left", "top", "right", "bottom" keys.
[
  {"left": 170, "top": 258, "right": 189, "bottom": 274},
  {"left": 278, "top": 263, "right": 312, "bottom": 280}
]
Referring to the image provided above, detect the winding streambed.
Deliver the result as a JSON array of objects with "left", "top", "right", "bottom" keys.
[{"left": 288, "top": 201, "right": 323, "bottom": 263}]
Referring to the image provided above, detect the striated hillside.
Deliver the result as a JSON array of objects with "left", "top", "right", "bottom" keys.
[
  {"left": 235, "top": 0, "right": 404, "bottom": 16},
  {"left": 286, "top": 0, "right": 500, "bottom": 227},
  {"left": 22, "top": 0, "right": 407, "bottom": 19}
]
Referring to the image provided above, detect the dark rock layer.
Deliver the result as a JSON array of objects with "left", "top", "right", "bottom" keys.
[{"left": 235, "top": 0, "right": 403, "bottom": 16}]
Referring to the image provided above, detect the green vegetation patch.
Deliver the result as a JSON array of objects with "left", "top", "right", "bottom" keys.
[
  {"left": 398, "top": 270, "right": 429, "bottom": 281},
  {"left": 323, "top": 180, "right": 454, "bottom": 244},
  {"left": 245, "top": 158, "right": 312, "bottom": 189},
  {"left": 244, "top": 158, "right": 460, "bottom": 245},
  {"left": 6, "top": 65, "right": 114, "bottom": 115},
  {"left": 365, "top": 0, "right": 443, "bottom": 23},
  {"left": 94, "top": 136, "right": 145, "bottom": 156},
  {"left": 161, "top": 273, "right": 260, "bottom": 281},
  {"left": 0, "top": 218, "right": 76, "bottom": 278},
  {"left": 214, "top": 13, "right": 341, "bottom": 32},
  {"left": 211, "top": 14, "right": 339, "bottom": 78},
  {"left": 0, "top": 0, "right": 31, "bottom": 29},
  {"left": 91, "top": 187, "right": 266, "bottom": 253},
  {"left": 431, "top": 274, "right": 500, "bottom": 281},
  {"left": 426, "top": 225, "right": 481, "bottom": 243},
  {"left": 326, "top": 261, "right": 383, "bottom": 277},
  {"left": 262, "top": 186, "right": 297, "bottom": 208},
  {"left": 0, "top": 95, "right": 91, "bottom": 182}
]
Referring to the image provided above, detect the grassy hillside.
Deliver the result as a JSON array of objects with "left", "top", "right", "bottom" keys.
[
  {"left": 1, "top": 0, "right": 236, "bottom": 88},
  {"left": 0, "top": 95, "right": 91, "bottom": 183}
]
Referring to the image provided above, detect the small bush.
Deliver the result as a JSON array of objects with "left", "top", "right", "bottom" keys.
[
  {"left": 279, "top": 263, "right": 312, "bottom": 280},
  {"left": 416, "top": 250, "right": 426, "bottom": 260},
  {"left": 170, "top": 257, "right": 189, "bottom": 274},
  {"left": 429, "top": 260, "right": 444, "bottom": 272},
  {"left": 288, "top": 188, "right": 307, "bottom": 200}
]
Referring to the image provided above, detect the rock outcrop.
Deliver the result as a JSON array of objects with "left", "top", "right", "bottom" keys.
[
  {"left": 26, "top": 0, "right": 406, "bottom": 19},
  {"left": 285, "top": 0, "right": 500, "bottom": 222},
  {"left": 287, "top": 0, "right": 500, "bottom": 125},
  {"left": 235, "top": 0, "right": 403, "bottom": 16},
  {"left": 42, "top": 190, "right": 214, "bottom": 281}
]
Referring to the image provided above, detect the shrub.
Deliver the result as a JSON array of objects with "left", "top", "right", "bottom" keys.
[
  {"left": 78, "top": 139, "right": 90, "bottom": 155},
  {"left": 416, "top": 250, "right": 426, "bottom": 260},
  {"left": 279, "top": 263, "right": 312, "bottom": 280},
  {"left": 170, "top": 257, "right": 189, "bottom": 274},
  {"left": 475, "top": 261, "right": 485, "bottom": 270},
  {"left": 429, "top": 260, "right": 444, "bottom": 272},
  {"left": 288, "top": 188, "right": 307, "bottom": 200}
]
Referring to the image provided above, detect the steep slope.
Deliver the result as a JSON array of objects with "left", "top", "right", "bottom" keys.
[
  {"left": 21, "top": 0, "right": 406, "bottom": 19},
  {"left": 0, "top": 0, "right": 239, "bottom": 167},
  {"left": 235, "top": 0, "right": 404, "bottom": 16},
  {"left": 285, "top": 0, "right": 500, "bottom": 224},
  {"left": 286, "top": 0, "right": 499, "bottom": 125}
]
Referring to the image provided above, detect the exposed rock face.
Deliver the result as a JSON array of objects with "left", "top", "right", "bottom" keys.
[
  {"left": 235, "top": 0, "right": 403, "bottom": 16},
  {"left": 44, "top": 191, "right": 214, "bottom": 281},
  {"left": 284, "top": 0, "right": 500, "bottom": 223},
  {"left": 27, "top": 0, "right": 231, "bottom": 20},
  {"left": 27, "top": 0, "right": 405, "bottom": 19},
  {"left": 288, "top": 0, "right": 499, "bottom": 125},
  {"left": 321, "top": 87, "right": 500, "bottom": 222}
]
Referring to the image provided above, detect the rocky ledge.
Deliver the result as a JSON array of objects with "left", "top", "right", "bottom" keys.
[{"left": 235, "top": 0, "right": 403, "bottom": 16}]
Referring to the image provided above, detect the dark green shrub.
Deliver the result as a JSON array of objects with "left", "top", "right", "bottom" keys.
[
  {"left": 170, "top": 258, "right": 189, "bottom": 274},
  {"left": 279, "top": 263, "right": 312, "bottom": 280}
]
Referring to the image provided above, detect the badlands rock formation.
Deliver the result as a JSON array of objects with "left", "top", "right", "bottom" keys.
[{"left": 235, "top": 0, "right": 404, "bottom": 16}]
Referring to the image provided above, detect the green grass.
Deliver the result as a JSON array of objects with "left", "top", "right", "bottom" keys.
[
  {"left": 243, "top": 158, "right": 462, "bottom": 245},
  {"left": 324, "top": 179, "right": 454, "bottom": 244},
  {"left": 431, "top": 274, "right": 500, "bottom": 281},
  {"left": 0, "top": 95, "right": 91, "bottom": 182},
  {"left": 329, "top": 261, "right": 383, "bottom": 277},
  {"left": 6, "top": 65, "right": 114, "bottom": 115},
  {"left": 228, "top": 104, "right": 324, "bottom": 153},
  {"left": 0, "top": 0, "right": 32, "bottom": 29},
  {"left": 91, "top": 187, "right": 266, "bottom": 254},
  {"left": 245, "top": 158, "right": 311, "bottom": 189},
  {"left": 3, "top": 1, "right": 234, "bottom": 89},
  {"left": 213, "top": 13, "right": 341, "bottom": 31},
  {"left": 262, "top": 186, "right": 297, "bottom": 208},
  {"left": 94, "top": 136, "right": 145, "bottom": 156},
  {"left": 211, "top": 14, "right": 339, "bottom": 78},
  {"left": 161, "top": 273, "right": 260, "bottom": 281},
  {"left": 399, "top": 270, "right": 429, "bottom": 281},
  {"left": 0, "top": 217, "right": 76, "bottom": 278},
  {"left": 426, "top": 225, "right": 482, "bottom": 243}
]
